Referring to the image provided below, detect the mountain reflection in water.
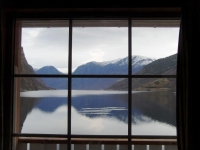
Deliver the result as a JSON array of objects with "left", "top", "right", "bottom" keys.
[{"left": 20, "top": 90, "right": 176, "bottom": 135}]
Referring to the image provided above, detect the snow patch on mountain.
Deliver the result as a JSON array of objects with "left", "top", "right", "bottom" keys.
[
  {"left": 85, "top": 55, "right": 156, "bottom": 67},
  {"left": 91, "top": 58, "right": 122, "bottom": 66}
]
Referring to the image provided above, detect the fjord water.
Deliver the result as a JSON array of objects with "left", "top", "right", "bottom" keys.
[{"left": 20, "top": 90, "right": 176, "bottom": 135}]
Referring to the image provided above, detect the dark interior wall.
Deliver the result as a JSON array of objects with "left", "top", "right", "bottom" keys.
[
  {"left": 2, "top": 0, "right": 181, "bottom": 9},
  {"left": 0, "top": 0, "right": 3, "bottom": 149},
  {"left": 1, "top": 0, "right": 182, "bottom": 21}
]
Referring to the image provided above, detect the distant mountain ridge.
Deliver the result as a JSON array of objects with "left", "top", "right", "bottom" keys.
[
  {"left": 73, "top": 55, "right": 155, "bottom": 75},
  {"left": 36, "top": 66, "right": 67, "bottom": 89},
  {"left": 37, "top": 55, "right": 156, "bottom": 89},
  {"left": 20, "top": 44, "right": 177, "bottom": 92},
  {"left": 36, "top": 66, "right": 63, "bottom": 74}
]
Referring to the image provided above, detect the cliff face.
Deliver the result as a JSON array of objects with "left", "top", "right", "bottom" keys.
[{"left": 20, "top": 47, "right": 52, "bottom": 91}]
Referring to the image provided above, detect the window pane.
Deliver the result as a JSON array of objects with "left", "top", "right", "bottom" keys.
[
  {"left": 71, "top": 78, "right": 128, "bottom": 135},
  {"left": 38, "top": 77, "right": 68, "bottom": 89},
  {"left": 13, "top": 77, "right": 68, "bottom": 134},
  {"left": 72, "top": 78, "right": 124, "bottom": 90},
  {"left": 72, "top": 20, "right": 128, "bottom": 74},
  {"left": 132, "top": 20, "right": 180, "bottom": 75},
  {"left": 132, "top": 78, "right": 176, "bottom": 136},
  {"left": 16, "top": 20, "right": 69, "bottom": 74},
  {"left": 107, "top": 77, "right": 176, "bottom": 135}
]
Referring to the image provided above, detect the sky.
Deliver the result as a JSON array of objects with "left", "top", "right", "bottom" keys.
[{"left": 21, "top": 25, "right": 180, "bottom": 73}]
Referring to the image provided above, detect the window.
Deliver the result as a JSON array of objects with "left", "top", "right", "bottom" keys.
[{"left": 12, "top": 19, "right": 180, "bottom": 150}]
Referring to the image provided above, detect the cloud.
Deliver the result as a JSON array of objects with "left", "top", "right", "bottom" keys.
[
  {"left": 132, "top": 27, "right": 179, "bottom": 58},
  {"left": 22, "top": 26, "right": 179, "bottom": 71},
  {"left": 22, "top": 27, "right": 69, "bottom": 69}
]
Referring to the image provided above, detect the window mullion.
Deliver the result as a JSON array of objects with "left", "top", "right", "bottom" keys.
[
  {"left": 128, "top": 19, "right": 132, "bottom": 150},
  {"left": 68, "top": 19, "right": 73, "bottom": 150}
]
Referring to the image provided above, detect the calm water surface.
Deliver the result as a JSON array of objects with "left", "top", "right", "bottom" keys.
[{"left": 19, "top": 90, "right": 176, "bottom": 135}]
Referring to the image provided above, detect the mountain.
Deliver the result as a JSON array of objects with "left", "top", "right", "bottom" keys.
[
  {"left": 37, "top": 55, "right": 155, "bottom": 90},
  {"left": 36, "top": 66, "right": 63, "bottom": 74},
  {"left": 20, "top": 47, "right": 52, "bottom": 91},
  {"left": 72, "top": 55, "right": 155, "bottom": 90},
  {"left": 73, "top": 55, "right": 155, "bottom": 75},
  {"left": 106, "top": 53, "right": 177, "bottom": 91},
  {"left": 36, "top": 66, "right": 68, "bottom": 89}
]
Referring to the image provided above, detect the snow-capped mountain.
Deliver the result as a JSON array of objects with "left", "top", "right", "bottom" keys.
[
  {"left": 36, "top": 55, "right": 155, "bottom": 90},
  {"left": 73, "top": 55, "right": 156, "bottom": 75},
  {"left": 71, "top": 55, "right": 156, "bottom": 89}
]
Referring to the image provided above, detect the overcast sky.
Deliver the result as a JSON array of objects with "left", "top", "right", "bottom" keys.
[{"left": 22, "top": 26, "right": 180, "bottom": 73}]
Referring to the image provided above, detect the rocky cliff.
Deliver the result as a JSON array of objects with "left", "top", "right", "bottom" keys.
[{"left": 20, "top": 47, "right": 52, "bottom": 91}]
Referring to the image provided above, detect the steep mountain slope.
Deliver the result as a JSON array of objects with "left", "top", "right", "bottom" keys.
[
  {"left": 20, "top": 48, "right": 52, "bottom": 91},
  {"left": 107, "top": 53, "right": 177, "bottom": 91}
]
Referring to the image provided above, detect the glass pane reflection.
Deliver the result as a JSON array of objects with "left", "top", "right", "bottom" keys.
[
  {"left": 19, "top": 20, "right": 69, "bottom": 74},
  {"left": 71, "top": 78, "right": 128, "bottom": 135},
  {"left": 72, "top": 20, "right": 128, "bottom": 75},
  {"left": 132, "top": 20, "right": 180, "bottom": 75},
  {"left": 131, "top": 78, "right": 176, "bottom": 136},
  {"left": 14, "top": 77, "right": 68, "bottom": 134}
]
